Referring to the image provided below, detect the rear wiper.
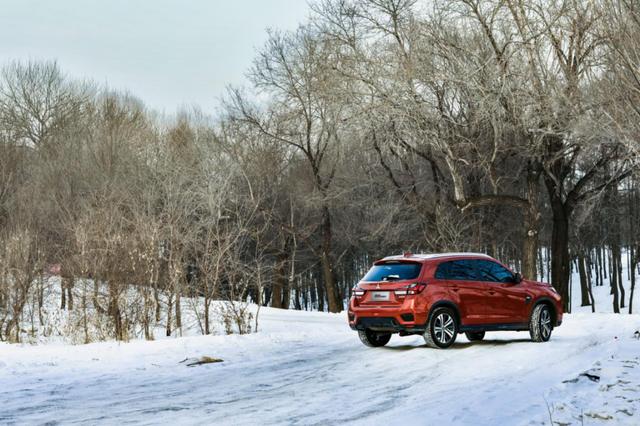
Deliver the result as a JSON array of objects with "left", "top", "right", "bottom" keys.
[{"left": 381, "top": 275, "right": 400, "bottom": 281}]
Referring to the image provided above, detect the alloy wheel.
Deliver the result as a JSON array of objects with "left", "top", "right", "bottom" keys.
[
  {"left": 540, "top": 308, "right": 552, "bottom": 339},
  {"left": 434, "top": 312, "right": 455, "bottom": 344}
]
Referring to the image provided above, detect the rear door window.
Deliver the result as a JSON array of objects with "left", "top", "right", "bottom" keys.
[
  {"left": 434, "top": 260, "right": 478, "bottom": 280},
  {"left": 362, "top": 262, "right": 422, "bottom": 281},
  {"left": 473, "top": 259, "right": 515, "bottom": 283}
]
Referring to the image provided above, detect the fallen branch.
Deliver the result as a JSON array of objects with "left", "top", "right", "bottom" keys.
[{"left": 179, "top": 356, "right": 224, "bottom": 367}]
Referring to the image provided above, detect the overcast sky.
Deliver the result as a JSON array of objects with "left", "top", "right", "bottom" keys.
[{"left": 0, "top": 0, "right": 310, "bottom": 113}]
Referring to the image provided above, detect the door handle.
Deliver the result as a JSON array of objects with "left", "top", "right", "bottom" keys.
[
  {"left": 488, "top": 291, "right": 496, "bottom": 295},
  {"left": 451, "top": 286, "right": 459, "bottom": 292}
]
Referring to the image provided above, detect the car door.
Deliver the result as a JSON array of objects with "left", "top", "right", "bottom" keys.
[
  {"left": 435, "top": 260, "right": 486, "bottom": 325},
  {"left": 473, "top": 259, "right": 529, "bottom": 323}
]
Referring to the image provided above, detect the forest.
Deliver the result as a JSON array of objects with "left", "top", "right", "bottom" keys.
[{"left": 1, "top": 0, "right": 639, "bottom": 343}]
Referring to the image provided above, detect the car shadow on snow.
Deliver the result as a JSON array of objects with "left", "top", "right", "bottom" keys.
[
  {"left": 449, "top": 338, "right": 532, "bottom": 349},
  {"left": 383, "top": 338, "right": 532, "bottom": 351}
]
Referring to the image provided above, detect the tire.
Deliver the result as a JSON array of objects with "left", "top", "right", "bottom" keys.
[
  {"left": 465, "top": 331, "right": 485, "bottom": 341},
  {"left": 358, "top": 329, "right": 392, "bottom": 347},
  {"left": 529, "top": 303, "right": 553, "bottom": 342},
  {"left": 424, "top": 307, "right": 458, "bottom": 348}
]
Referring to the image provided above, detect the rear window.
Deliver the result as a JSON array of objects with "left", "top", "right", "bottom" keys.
[{"left": 362, "top": 262, "right": 422, "bottom": 282}]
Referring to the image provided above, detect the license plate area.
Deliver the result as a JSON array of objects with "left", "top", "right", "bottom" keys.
[{"left": 370, "top": 291, "right": 390, "bottom": 301}]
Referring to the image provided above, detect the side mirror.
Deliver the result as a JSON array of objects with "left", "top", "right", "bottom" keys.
[{"left": 513, "top": 272, "right": 523, "bottom": 284}]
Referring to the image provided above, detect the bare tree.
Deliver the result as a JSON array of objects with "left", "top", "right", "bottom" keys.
[
  {"left": 227, "top": 28, "right": 352, "bottom": 313},
  {"left": 0, "top": 60, "right": 87, "bottom": 147}
]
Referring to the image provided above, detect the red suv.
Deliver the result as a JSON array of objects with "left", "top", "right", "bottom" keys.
[{"left": 348, "top": 252, "right": 562, "bottom": 348}]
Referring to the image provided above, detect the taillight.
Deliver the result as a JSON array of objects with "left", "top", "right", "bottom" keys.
[
  {"left": 407, "top": 282, "right": 427, "bottom": 294},
  {"left": 395, "top": 282, "right": 427, "bottom": 297},
  {"left": 352, "top": 287, "right": 365, "bottom": 297}
]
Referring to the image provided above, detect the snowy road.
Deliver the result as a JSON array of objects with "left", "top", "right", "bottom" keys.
[{"left": 1, "top": 308, "right": 639, "bottom": 425}]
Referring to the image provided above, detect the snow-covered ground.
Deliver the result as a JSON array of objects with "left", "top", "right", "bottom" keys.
[
  {"left": 553, "top": 249, "right": 638, "bottom": 315},
  {"left": 1, "top": 306, "right": 638, "bottom": 425},
  {"left": 568, "top": 270, "right": 637, "bottom": 315},
  {"left": 1, "top": 254, "right": 638, "bottom": 425}
]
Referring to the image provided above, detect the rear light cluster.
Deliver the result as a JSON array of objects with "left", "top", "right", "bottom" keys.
[
  {"left": 394, "top": 283, "right": 427, "bottom": 297},
  {"left": 351, "top": 282, "right": 427, "bottom": 298}
]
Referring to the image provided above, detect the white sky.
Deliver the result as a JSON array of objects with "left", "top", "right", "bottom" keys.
[{"left": 0, "top": 0, "right": 310, "bottom": 113}]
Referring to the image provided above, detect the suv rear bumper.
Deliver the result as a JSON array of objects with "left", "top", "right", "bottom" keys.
[
  {"left": 348, "top": 296, "right": 429, "bottom": 334},
  {"left": 350, "top": 316, "right": 426, "bottom": 333}
]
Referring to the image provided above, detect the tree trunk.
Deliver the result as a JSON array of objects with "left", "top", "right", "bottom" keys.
[
  {"left": 522, "top": 165, "right": 541, "bottom": 280},
  {"left": 315, "top": 275, "right": 324, "bottom": 312},
  {"left": 303, "top": 279, "right": 310, "bottom": 310},
  {"left": 618, "top": 254, "right": 625, "bottom": 309},
  {"left": 606, "top": 179, "right": 622, "bottom": 313},
  {"left": 282, "top": 273, "right": 291, "bottom": 310},
  {"left": 630, "top": 247, "right": 636, "bottom": 315},
  {"left": 294, "top": 285, "right": 302, "bottom": 310},
  {"left": 82, "top": 290, "right": 90, "bottom": 344},
  {"left": 547, "top": 190, "right": 571, "bottom": 313},
  {"left": 602, "top": 247, "right": 608, "bottom": 281},
  {"left": 154, "top": 284, "right": 161, "bottom": 322},
  {"left": 587, "top": 259, "right": 595, "bottom": 313},
  {"left": 271, "top": 253, "right": 286, "bottom": 309},
  {"left": 262, "top": 285, "right": 271, "bottom": 306},
  {"left": 108, "top": 282, "right": 123, "bottom": 341},
  {"left": 166, "top": 293, "right": 173, "bottom": 337},
  {"left": 67, "top": 279, "right": 73, "bottom": 311},
  {"left": 596, "top": 247, "right": 602, "bottom": 286},
  {"left": 578, "top": 254, "right": 591, "bottom": 306},
  {"left": 204, "top": 296, "right": 211, "bottom": 335},
  {"left": 284, "top": 217, "right": 296, "bottom": 310},
  {"left": 175, "top": 289, "right": 182, "bottom": 332},
  {"left": 320, "top": 205, "right": 342, "bottom": 313},
  {"left": 143, "top": 288, "right": 152, "bottom": 340},
  {"left": 611, "top": 251, "right": 620, "bottom": 313},
  {"left": 629, "top": 182, "right": 636, "bottom": 314},
  {"left": 37, "top": 279, "right": 45, "bottom": 326},
  {"left": 60, "top": 277, "right": 67, "bottom": 310},
  {"left": 92, "top": 280, "right": 106, "bottom": 315},
  {"left": 608, "top": 249, "right": 613, "bottom": 286}
]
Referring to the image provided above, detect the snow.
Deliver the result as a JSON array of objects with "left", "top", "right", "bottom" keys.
[
  {"left": 540, "top": 336, "right": 640, "bottom": 424},
  {"left": 554, "top": 249, "right": 638, "bottom": 315},
  {"left": 1, "top": 306, "right": 639, "bottom": 425},
  {"left": 569, "top": 270, "right": 638, "bottom": 315},
  {"left": 1, "top": 250, "right": 638, "bottom": 425},
  {"left": 382, "top": 252, "right": 492, "bottom": 261}
]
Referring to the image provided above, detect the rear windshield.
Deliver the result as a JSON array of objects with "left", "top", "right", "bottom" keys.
[{"left": 361, "top": 262, "right": 422, "bottom": 282}]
